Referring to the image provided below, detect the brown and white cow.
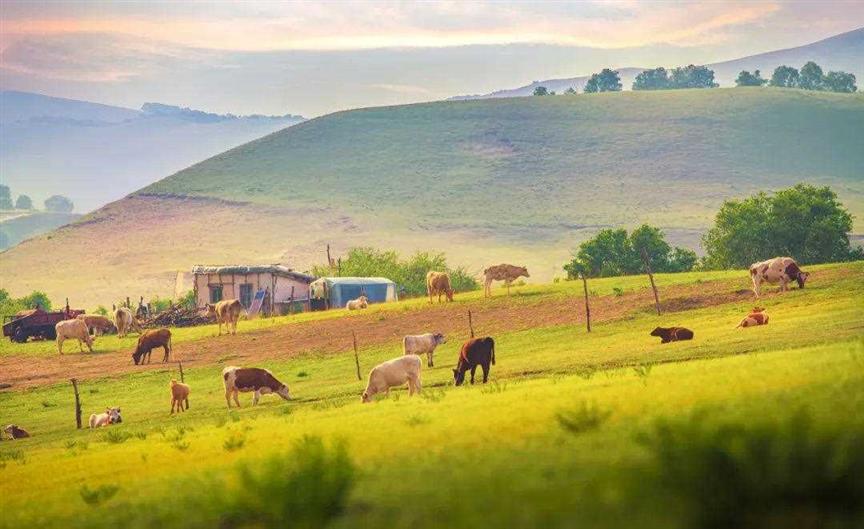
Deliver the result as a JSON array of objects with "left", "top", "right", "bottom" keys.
[
  {"left": 3, "top": 424, "right": 30, "bottom": 439},
  {"left": 483, "top": 264, "right": 529, "bottom": 297},
  {"left": 222, "top": 366, "right": 290, "bottom": 407},
  {"left": 426, "top": 271, "right": 454, "bottom": 303},
  {"left": 77, "top": 314, "right": 116, "bottom": 336},
  {"left": 737, "top": 307, "right": 769, "bottom": 328},
  {"left": 114, "top": 307, "right": 141, "bottom": 338},
  {"left": 205, "top": 299, "right": 244, "bottom": 335},
  {"left": 749, "top": 257, "right": 810, "bottom": 297}
]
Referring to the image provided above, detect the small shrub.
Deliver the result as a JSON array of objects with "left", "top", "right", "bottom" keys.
[
  {"left": 642, "top": 409, "right": 864, "bottom": 529},
  {"left": 296, "top": 371, "right": 309, "bottom": 378},
  {"left": 95, "top": 305, "right": 109, "bottom": 316},
  {"left": 0, "top": 449, "right": 26, "bottom": 468},
  {"left": 557, "top": 401, "right": 612, "bottom": 435},
  {"left": 405, "top": 414, "right": 431, "bottom": 427},
  {"left": 64, "top": 440, "right": 77, "bottom": 450},
  {"left": 213, "top": 415, "right": 229, "bottom": 428},
  {"left": 89, "top": 388, "right": 99, "bottom": 394},
  {"left": 41, "top": 400, "right": 56, "bottom": 408},
  {"left": 223, "top": 431, "right": 246, "bottom": 452},
  {"left": 218, "top": 436, "right": 355, "bottom": 529},
  {"left": 102, "top": 429, "right": 132, "bottom": 444},
  {"left": 633, "top": 363, "right": 654, "bottom": 385},
  {"left": 80, "top": 484, "right": 119, "bottom": 506},
  {"left": 420, "top": 388, "right": 446, "bottom": 403},
  {"left": 574, "top": 365, "right": 597, "bottom": 380},
  {"left": 612, "top": 287, "right": 624, "bottom": 297},
  {"left": 479, "top": 381, "right": 507, "bottom": 394},
  {"left": 173, "top": 440, "right": 190, "bottom": 452},
  {"left": 134, "top": 432, "right": 147, "bottom": 440}
]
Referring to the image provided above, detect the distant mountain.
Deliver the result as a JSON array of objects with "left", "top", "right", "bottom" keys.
[
  {"left": 0, "top": 211, "right": 81, "bottom": 250},
  {"left": 0, "top": 91, "right": 306, "bottom": 213},
  {"left": 451, "top": 28, "right": 863, "bottom": 100}
]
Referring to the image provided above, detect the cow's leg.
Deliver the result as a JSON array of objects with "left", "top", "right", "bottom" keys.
[
  {"left": 185, "top": 397, "right": 190, "bottom": 410},
  {"left": 481, "top": 362, "right": 489, "bottom": 383},
  {"left": 225, "top": 389, "right": 233, "bottom": 408},
  {"left": 428, "top": 351, "right": 433, "bottom": 368},
  {"left": 753, "top": 278, "right": 761, "bottom": 298},
  {"left": 58, "top": 338, "right": 63, "bottom": 355},
  {"left": 78, "top": 339, "right": 84, "bottom": 353},
  {"left": 470, "top": 365, "right": 477, "bottom": 384},
  {"left": 253, "top": 390, "right": 261, "bottom": 405},
  {"left": 506, "top": 280, "right": 511, "bottom": 296},
  {"left": 171, "top": 398, "right": 176, "bottom": 414},
  {"left": 162, "top": 345, "right": 170, "bottom": 363},
  {"left": 232, "top": 390, "right": 241, "bottom": 407}
]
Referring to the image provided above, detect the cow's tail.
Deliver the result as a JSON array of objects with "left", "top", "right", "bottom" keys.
[{"left": 490, "top": 338, "right": 496, "bottom": 365}]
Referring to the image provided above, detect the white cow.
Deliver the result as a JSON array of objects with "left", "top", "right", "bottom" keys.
[
  {"left": 55, "top": 319, "right": 93, "bottom": 354},
  {"left": 346, "top": 295, "right": 369, "bottom": 311},
  {"left": 749, "top": 257, "right": 810, "bottom": 297},
  {"left": 114, "top": 307, "right": 141, "bottom": 338},
  {"left": 402, "top": 332, "right": 447, "bottom": 367},
  {"left": 89, "top": 407, "right": 122, "bottom": 428},
  {"left": 362, "top": 355, "right": 422, "bottom": 403}
]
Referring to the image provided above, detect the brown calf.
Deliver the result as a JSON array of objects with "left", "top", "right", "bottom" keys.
[
  {"left": 132, "top": 328, "right": 172, "bottom": 365},
  {"left": 426, "top": 271, "right": 454, "bottom": 303},
  {"left": 170, "top": 379, "right": 191, "bottom": 413}
]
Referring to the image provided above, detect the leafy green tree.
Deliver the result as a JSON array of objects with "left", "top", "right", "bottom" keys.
[
  {"left": 823, "top": 71, "right": 857, "bottom": 93},
  {"left": 769, "top": 65, "right": 799, "bottom": 88},
  {"left": 735, "top": 70, "right": 767, "bottom": 87},
  {"left": 0, "top": 290, "right": 53, "bottom": 315},
  {"left": 533, "top": 86, "right": 550, "bottom": 96},
  {"left": 702, "top": 184, "right": 856, "bottom": 269},
  {"left": 633, "top": 67, "right": 670, "bottom": 90},
  {"left": 564, "top": 225, "right": 696, "bottom": 278},
  {"left": 584, "top": 69, "right": 622, "bottom": 93},
  {"left": 563, "top": 86, "right": 577, "bottom": 95},
  {"left": 44, "top": 195, "right": 74, "bottom": 213},
  {"left": 798, "top": 61, "right": 824, "bottom": 91},
  {"left": 0, "top": 185, "right": 12, "bottom": 209},
  {"left": 15, "top": 194, "right": 33, "bottom": 210},
  {"left": 669, "top": 65, "right": 718, "bottom": 89}
]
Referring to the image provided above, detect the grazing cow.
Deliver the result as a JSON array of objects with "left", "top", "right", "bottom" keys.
[
  {"left": 170, "top": 379, "right": 191, "bottom": 413},
  {"left": 426, "top": 271, "right": 454, "bottom": 303},
  {"left": 362, "top": 355, "right": 422, "bottom": 403},
  {"left": 222, "top": 366, "right": 290, "bottom": 407},
  {"left": 132, "top": 328, "right": 172, "bottom": 365},
  {"left": 483, "top": 264, "right": 529, "bottom": 297},
  {"left": 77, "top": 314, "right": 116, "bottom": 336},
  {"left": 650, "top": 327, "right": 694, "bottom": 344},
  {"left": 737, "top": 307, "right": 769, "bottom": 328},
  {"left": 346, "top": 295, "right": 369, "bottom": 311},
  {"left": 89, "top": 407, "right": 122, "bottom": 428},
  {"left": 749, "top": 257, "right": 810, "bottom": 297},
  {"left": 114, "top": 307, "right": 141, "bottom": 338},
  {"left": 403, "top": 332, "right": 447, "bottom": 367},
  {"left": 453, "top": 337, "right": 495, "bottom": 386},
  {"left": 55, "top": 319, "right": 93, "bottom": 355},
  {"left": 3, "top": 424, "right": 30, "bottom": 440}
]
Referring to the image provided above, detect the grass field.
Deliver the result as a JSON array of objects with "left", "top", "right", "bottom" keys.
[
  {"left": 2, "top": 88, "right": 863, "bottom": 308},
  {"left": 1, "top": 263, "right": 862, "bottom": 528}
]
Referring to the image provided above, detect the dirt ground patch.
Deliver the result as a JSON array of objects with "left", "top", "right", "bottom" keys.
[{"left": 0, "top": 275, "right": 781, "bottom": 392}]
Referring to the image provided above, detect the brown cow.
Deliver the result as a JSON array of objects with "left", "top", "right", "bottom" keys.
[
  {"left": 77, "top": 314, "right": 116, "bottom": 336},
  {"left": 205, "top": 299, "right": 244, "bottom": 335},
  {"left": 749, "top": 257, "right": 810, "bottom": 297},
  {"left": 737, "top": 307, "right": 769, "bottom": 328},
  {"left": 453, "top": 337, "right": 496, "bottom": 385},
  {"left": 222, "top": 366, "right": 290, "bottom": 407},
  {"left": 170, "top": 379, "right": 191, "bottom": 413},
  {"left": 132, "top": 328, "right": 172, "bottom": 365},
  {"left": 483, "top": 264, "right": 529, "bottom": 297},
  {"left": 426, "top": 271, "right": 454, "bottom": 303},
  {"left": 650, "top": 327, "right": 694, "bottom": 344}
]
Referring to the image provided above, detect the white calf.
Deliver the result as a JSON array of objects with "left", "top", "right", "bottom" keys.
[
  {"left": 55, "top": 319, "right": 93, "bottom": 354},
  {"left": 362, "top": 355, "right": 422, "bottom": 403},
  {"left": 89, "top": 407, "right": 122, "bottom": 428},
  {"left": 346, "top": 295, "right": 369, "bottom": 310},
  {"left": 402, "top": 332, "right": 447, "bottom": 367}
]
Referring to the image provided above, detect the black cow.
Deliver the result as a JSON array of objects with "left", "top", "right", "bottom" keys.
[
  {"left": 453, "top": 337, "right": 496, "bottom": 386},
  {"left": 650, "top": 327, "right": 694, "bottom": 344}
]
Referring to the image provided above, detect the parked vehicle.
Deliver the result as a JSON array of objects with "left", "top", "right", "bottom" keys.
[{"left": 3, "top": 307, "right": 85, "bottom": 343}]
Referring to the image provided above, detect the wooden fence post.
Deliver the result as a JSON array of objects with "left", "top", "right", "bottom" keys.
[
  {"left": 468, "top": 310, "right": 475, "bottom": 338},
  {"left": 352, "top": 331, "right": 362, "bottom": 381},
  {"left": 178, "top": 361, "right": 185, "bottom": 383},
  {"left": 580, "top": 273, "right": 591, "bottom": 333},
  {"left": 70, "top": 378, "right": 82, "bottom": 429},
  {"left": 640, "top": 248, "right": 661, "bottom": 315}
]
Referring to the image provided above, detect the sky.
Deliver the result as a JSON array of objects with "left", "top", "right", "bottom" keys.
[{"left": 1, "top": 0, "right": 863, "bottom": 116}]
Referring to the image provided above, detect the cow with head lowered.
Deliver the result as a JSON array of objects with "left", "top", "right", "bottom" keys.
[
  {"left": 222, "top": 366, "right": 290, "bottom": 407},
  {"left": 749, "top": 257, "right": 810, "bottom": 297}
]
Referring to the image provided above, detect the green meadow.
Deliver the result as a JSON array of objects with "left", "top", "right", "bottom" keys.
[{"left": 1, "top": 263, "right": 863, "bottom": 529}]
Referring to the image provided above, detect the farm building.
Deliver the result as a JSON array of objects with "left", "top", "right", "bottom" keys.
[
  {"left": 191, "top": 265, "right": 316, "bottom": 315},
  {"left": 310, "top": 277, "right": 398, "bottom": 309}
]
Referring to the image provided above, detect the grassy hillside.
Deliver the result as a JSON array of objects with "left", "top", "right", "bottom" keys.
[
  {"left": 1, "top": 263, "right": 862, "bottom": 528},
  {"left": 1, "top": 88, "right": 862, "bottom": 307},
  {"left": 145, "top": 88, "right": 864, "bottom": 233}
]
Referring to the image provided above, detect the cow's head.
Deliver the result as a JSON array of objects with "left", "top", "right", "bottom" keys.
[
  {"left": 131, "top": 348, "right": 146, "bottom": 365},
  {"left": 3, "top": 424, "right": 17, "bottom": 437},
  {"left": 445, "top": 289, "right": 454, "bottom": 302},
  {"left": 453, "top": 368, "right": 466, "bottom": 386},
  {"left": 433, "top": 333, "right": 447, "bottom": 345},
  {"left": 519, "top": 266, "right": 530, "bottom": 278},
  {"left": 203, "top": 303, "right": 217, "bottom": 316},
  {"left": 361, "top": 391, "right": 372, "bottom": 403},
  {"left": 797, "top": 271, "right": 810, "bottom": 289},
  {"left": 649, "top": 327, "right": 665, "bottom": 338},
  {"left": 107, "top": 407, "right": 122, "bottom": 424},
  {"left": 276, "top": 384, "right": 291, "bottom": 401}
]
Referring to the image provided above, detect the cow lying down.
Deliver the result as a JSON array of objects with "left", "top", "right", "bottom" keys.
[
  {"left": 737, "top": 307, "right": 769, "bottom": 328},
  {"left": 3, "top": 424, "right": 30, "bottom": 439},
  {"left": 89, "top": 407, "right": 122, "bottom": 428},
  {"left": 650, "top": 327, "right": 694, "bottom": 344}
]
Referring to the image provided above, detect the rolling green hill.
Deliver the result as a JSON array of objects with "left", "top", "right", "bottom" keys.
[
  {"left": 2, "top": 88, "right": 863, "bottom": 307},
  {"left": 144, "top": 88, "right": 864, "bottom": 234}
]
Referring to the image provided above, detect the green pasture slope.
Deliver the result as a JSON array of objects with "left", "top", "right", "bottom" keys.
[
  {"left": 142, "top": 88, "right": 864, "bottom": 234},
  {"left": 1, "top": 263, "right": 863, "bottom": 529}
]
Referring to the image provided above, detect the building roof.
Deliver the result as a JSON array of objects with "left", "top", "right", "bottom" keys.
[
  {"left": 311, "top": 276, "right": 396, "bottom": 286},
  {"left": 191, "top": 264, "right": 316, "bottom": 283}
]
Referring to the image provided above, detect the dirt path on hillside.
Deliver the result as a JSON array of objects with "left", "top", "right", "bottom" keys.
[{"left": 0, "top": 276, "right": 793, "bottom": 391}]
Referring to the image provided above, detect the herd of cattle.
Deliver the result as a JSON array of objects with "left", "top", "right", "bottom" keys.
[{"left": 1, "top": 257, "right": 809, "bottom": 440}]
